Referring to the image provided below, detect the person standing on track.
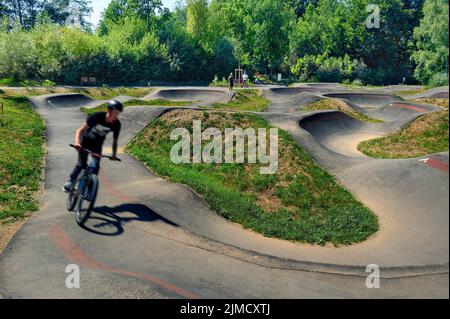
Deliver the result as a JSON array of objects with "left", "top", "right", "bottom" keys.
[
  {"left": 63, "top": 100, "right": 123, "bottom": 192},
  {"left": 228, "top": 73, "right": 235, "bottom": 91},
  {"left": 242, "top": 72, "right": 249, "bottom": 88}
]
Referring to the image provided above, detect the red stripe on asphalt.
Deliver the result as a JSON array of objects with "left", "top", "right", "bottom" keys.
[
  {"left": 99, "top": 169, "right": 138, "bottom": 202},
  {"left": 422, "top": 158, "right": 449, "bottom": 173},
  {"left": 46, "top": 224, "right": 198, "bottom": 299},
  {"left": 391, "top": 103, "right": 429, "bottom": 113}
]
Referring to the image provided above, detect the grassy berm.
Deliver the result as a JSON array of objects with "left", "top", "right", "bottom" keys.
[
  {"left": 127, "top": 109, "right": 378, "bottom": 246},
  {"left": 358, "top": 109, "right": 449, "bottom": 158},
  {"left": 0, "top": 91, "right": 45, "bottom": 222}
]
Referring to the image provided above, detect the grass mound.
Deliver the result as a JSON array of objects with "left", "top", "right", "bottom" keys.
[
  {"left": 211, "top": 89, "right": 269, "bottom": 112},
  {"left": 73, "top": 87, "right": 153, "bottom": 100},
  {"left": 127, "top": 109, "right": 378, "bottom": 246},
  {"left": 358, "top": 110, "right": 449, "bottom": 158},
  {"left": 303, "top": 98, "right": 383, "bottom": 123},
  {"left": 412, "top": 98, "right": 449, "bottom": 109},
  {"left": 0, "top": 92, "right": 45, "bottom": 222},
  {"left": 81, "top": 99, "right": 193, "bottom": 116}
]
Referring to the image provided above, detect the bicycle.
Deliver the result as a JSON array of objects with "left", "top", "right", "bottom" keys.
[{"left": 67, "top": 144, "right": 121, "bottom": 225}]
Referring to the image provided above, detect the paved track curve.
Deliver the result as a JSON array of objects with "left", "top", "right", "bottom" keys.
[{"left": 0, "top": 86, "right": 448, "bottom": 298}]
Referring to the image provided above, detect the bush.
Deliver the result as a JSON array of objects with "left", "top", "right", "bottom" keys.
[
  {"left": 210, "top": 75, "right": 228, "bottom": 87},
  {"left": 0, "top": 28, "right": 38, "bottom": 79},
  {"left": 291, "top": 54, "right": 369, "bottom": 84},
  {"left": 316, "top": 57, "right": 343, "bottom": 82},
  {"left": 0, "top": 78, "right": 17, "bottom": 86},
  {"left": 290, "top": 54, "right": 321, "bottom": 81},
  {"left": 351, "top": 79, "right": 364, "bottom": 86},
  {"left": 428, "top": 72, "right": 449, "bottom": 87},
  {"left": 42, "top": 79, "right": 56, "bottom": 87}
]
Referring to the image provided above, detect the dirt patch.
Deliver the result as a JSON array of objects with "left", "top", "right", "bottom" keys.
[
  {"left": 0, "top": 218, "right": 28, "bottom": 254},
  {"left": 358, "top": 110, "right": 449, "bottom": 158},
  {"left": 307, "top": 98, "right": 354, "bottom": 112},
  {"left": 256, "top": 189, "right": 297, "bottom": 213},
  {"left": 304, "top": 98, "right": 382, "bottom": 123},
  {"left": 412, "top": 98, "right": 449, "bottom": 109}
]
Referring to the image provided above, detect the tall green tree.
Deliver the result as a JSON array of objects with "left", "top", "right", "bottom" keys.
[
  {"left": 291, "top": 0, "right": 420, "bottom": 84},
  {"left": 208, "top": 0, "right": 292, "bottom": 73},
  {"left": 251, "top": 0, "right": 293, "bottom": 73},
  {"left": 99, "top": 0, "right": 162, "bottom": 34},
  {"left": 1, "top": 0, "right": 92, "bottom": 29},
  {"left": 186, "top": 0, "right": 208, "bottom": 41},
  {"left": 411, "top": 0, "right": 449, "bottom": 84},
  {"left": 43, "top": 1, "right": 92, "bottom": 28},
  {"left": 289, "top": 0, "right": 318, "bottom": 18}
]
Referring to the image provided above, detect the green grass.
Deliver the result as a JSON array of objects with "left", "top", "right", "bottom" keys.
[
  {"left": 395, "top": 89, "right": 428, "bottom": 96},
  {"left": 0, "top": 77, "right": 54, "bottom": 87},
  {"left": 412, "top": 98, "right": 449, "bottom": 109},
  {"left": 210, "top": 89, "right": 269, "bottom": 112},
  {"left": 2, "top": 87, "right": 74, "bottom": 97},
  {"left": 0, "top": 92, "right": 45, "bottom": 222},
  {"left": 358, "top": 110, "right": 449, "bottom": 158},
  {"left": 81, "top": 98, "right": 194, "bottom": 116},
  {"left": 72, "top": 87, "right": 153, "bottom": 100},
  {"left": 127, "top": 109, "right": 378, "bottom": 246},
  {"left": 303, "top": 98, "right": 383, "bottom": 123},
  {"left": 341, "top": 83, "right": 385, "bottom": 89}
]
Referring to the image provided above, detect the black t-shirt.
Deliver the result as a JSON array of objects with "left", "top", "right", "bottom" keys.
[{"left": 82, "top": 112, "right": 121, "bottom": 149}]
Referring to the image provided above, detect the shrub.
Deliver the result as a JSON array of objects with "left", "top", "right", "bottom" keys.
[
  {"left": 316, "top": 57, "right": 343, "bottom": 82},
  {"left": 210, "top": 75, "right": 228, "bottom": 87},
  {"left": 428, "top": 72, "right": 449, "bottom": 87},
  {"left": 291, "top": 54, "right": 369, "bottom": 84},
  {"left": 351, "top": 79, "right": 363, "bottom": 86},
  {"left": 42, "top": 79, "right": 56, "bottom": 87},
  {"left": 0, "top": 28, "right": 38, "bottom": 79},
  {"left": 0, "top": 78, "right": 17, "bottom": 86},
  {"left": 290, "top": 54, "right": 321, "bottom": 81}
]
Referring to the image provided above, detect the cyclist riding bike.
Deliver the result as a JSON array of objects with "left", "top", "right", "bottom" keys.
[{"left": 63, "top": 100, "right": 123, "bottom": 192}]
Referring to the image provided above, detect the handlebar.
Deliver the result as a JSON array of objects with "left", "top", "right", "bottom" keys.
[{"left": 69, "top": 144, "right": 121, "bottom": 161}]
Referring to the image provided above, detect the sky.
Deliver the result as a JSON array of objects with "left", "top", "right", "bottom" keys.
[{"left": 88, "top": 0, "right": 179, "bottom": 27}]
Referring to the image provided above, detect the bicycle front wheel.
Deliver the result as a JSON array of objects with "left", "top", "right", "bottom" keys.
[
  {"left": 66, "top": 185, "right": 78, "bottom": 212},
  {"left": 76, "top": 174, "right": 98, "bottom": 225}
]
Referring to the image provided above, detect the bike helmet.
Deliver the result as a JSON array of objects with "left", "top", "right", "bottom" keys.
[{"left": 107, "top": 100, "right": 123, "bottom": 112}]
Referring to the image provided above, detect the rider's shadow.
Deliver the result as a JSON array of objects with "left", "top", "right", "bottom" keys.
[{"left": 80, "top": 203, "right": 178, "bottom": 236}]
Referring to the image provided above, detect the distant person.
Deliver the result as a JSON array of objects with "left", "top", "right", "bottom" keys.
[
  {"left": 228, "top": 73, "right": 234, "bottom": 91},
  {"left": 242, "top": 72, "right": 249, "bottom": 88}
]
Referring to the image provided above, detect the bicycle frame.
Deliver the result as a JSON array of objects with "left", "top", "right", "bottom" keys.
[
  {"left": 67, "top": 144, "right": 120, "bottom": 225},
  {"left": 78, "top": 153, "right": 100, "bottom": 200}
]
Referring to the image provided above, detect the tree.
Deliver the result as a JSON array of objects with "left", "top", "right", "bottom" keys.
[
  {"left": 251, "top": 0, "right": 293, "bottom": 73},
  {"left": 98, "top": 0, "right": 162, "bottom": 34},
  {"left": 186, "top": 0, "right": 208, "bottom": 41},
  {"left": 2, "top": 0, "right": 37, "bottom": 27},
  {"left": 1, "top": 0, "right": 92, "bottom": 29},
  {"left": 0, "top": 25, "right": 38, "bottom": 78},
  {"left": 289, "top": 0, "right": 318, "bottom": 18},
  {"left": 411, "top": 0, "right": 449, "bottom": 84},
  {"left": 290, "top": 0, "right": 347, "bottom": 58},
  {"left": 290, "top": 0, "right": 421, "bottom": 84},
  {"left": 207, "top": 0, "right": 293, "bottom": 74},
  {"left": 46, "top": 0, "right": 92, "bottom": 30}
]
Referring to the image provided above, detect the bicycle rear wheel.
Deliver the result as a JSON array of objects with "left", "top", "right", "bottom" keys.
[{"left": 76, "top": 174, "right": 98, "bottom": 225}]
